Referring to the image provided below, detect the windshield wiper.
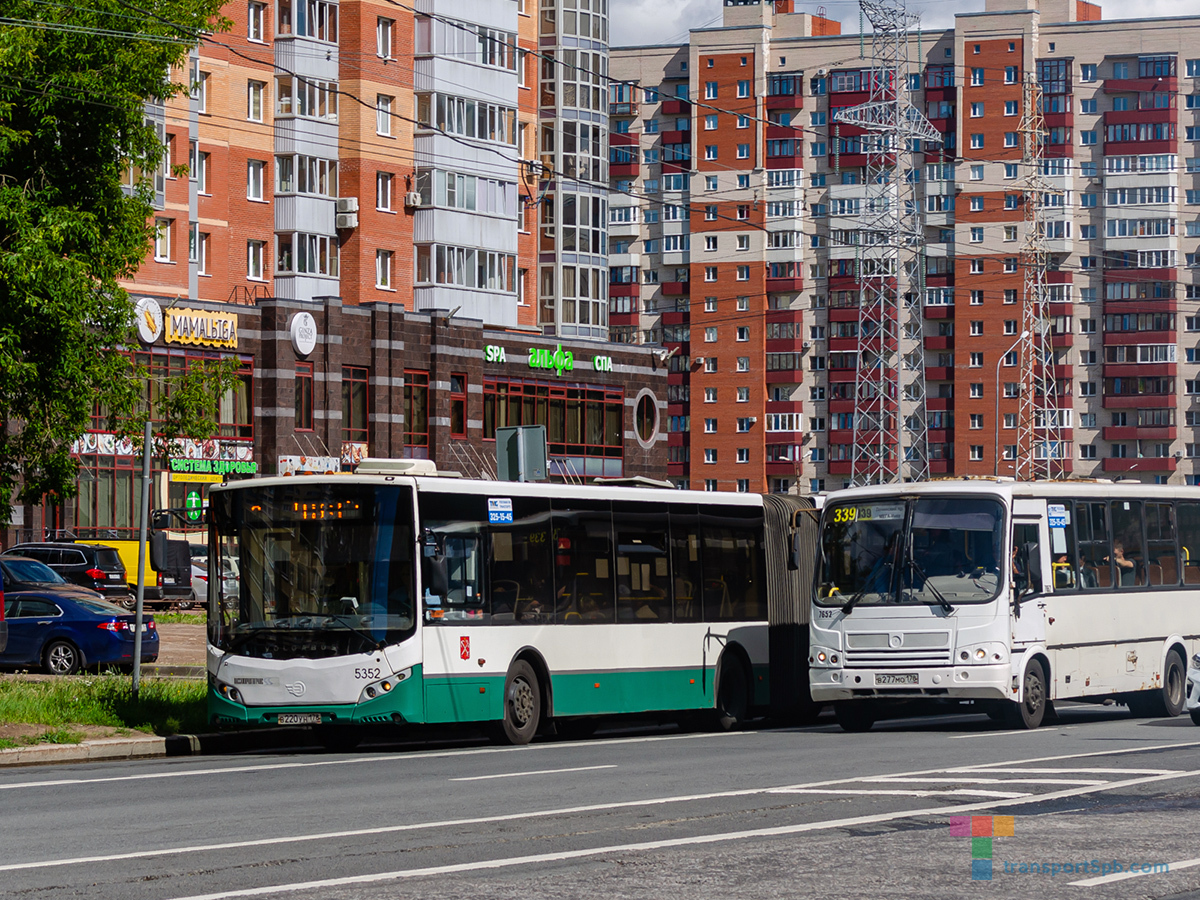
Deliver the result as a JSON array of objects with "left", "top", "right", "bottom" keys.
[
  {"left": 906, "top": 556, "right": 953, "bottom": 612},
  {"left": 319, "top": 615, "right": 385, "bottom": 651},
  {"left": 841, "top": 551, "right": 893, "bottom": 615}
]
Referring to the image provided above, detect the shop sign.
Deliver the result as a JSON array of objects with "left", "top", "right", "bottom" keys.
[
  {"left": 592, "top": 355, "right": 613, "bottom": 372},
  {"left": 528, "top": 344, "right": 574, "bottom": 376},
  {"left": 165, "top": 307, "right": 238, "bottom": 348},
  {"left": 169, "top": 457, "right": 258, "bottom": 477},
  {"left": 134, "top": 298, "right": 164, "bottom": 344},
  {"left": 484, "top": 344, "right": 507, "bottom": 363},
  {"left": 290, "top": 312, "right": 318, "bottom": 357},
  {"left": 278, "top": 455, "right": 341, "bottom": 476}
]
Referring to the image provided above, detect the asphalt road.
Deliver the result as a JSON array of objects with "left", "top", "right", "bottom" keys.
[{"left": 5, "top": 705, "right": 1200, "bottom": 900}]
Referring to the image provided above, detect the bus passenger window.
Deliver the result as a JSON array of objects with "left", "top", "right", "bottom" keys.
[
  {"left": 1076, "top": 501, "right": 1110, "bottom": 589},
  {"left": 1048, "top": 502, "right": 1077, "bottom": 591},
  {"left": 1109, "top": 500, "right": 1144, "bottom": 588},
  {"left": 1145, "top": 503, "right": 1178, "bottom": 586},
  {"left": 1012, "top": 523, "right": 1042, "bottom": 594},
  {"left": 1178, "top": 502, "right": 1200, "bottom": 585},
  {"left": 702, "top": 508, "right": 764, "bottom": 621},
  {"left": 613, "top": 503, "right": 671, "bottom": 622},
  {"left": 551, "top": 501, "right": 614, "bottom": 624},
  {"left": 488, "top": 496, "right": 553, "bottom": 623},
  {"left": 670, "top": 507, "right": 703, "bottom": 622}
]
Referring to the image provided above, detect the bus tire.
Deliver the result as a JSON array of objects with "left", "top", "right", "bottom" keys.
[
  {"left": 317, "top": 727, "right": 363, "bottom": 752},
  {"left": 1136, "top": 649, "right": 1187, "bottom": 718},
  {"left": 713, "top": 654, "right": 750, "bottom": 731},
  {"left": 834, "top": 702, "right": 876, "bottom": 733},
  {"left": 500, "top": 660, "right": 541, "bottom": 745},
  {"left": 1004, "top": 659, "right": 1047, "bottom": 730}
]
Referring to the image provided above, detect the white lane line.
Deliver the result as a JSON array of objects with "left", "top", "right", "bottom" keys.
[
  {"left": 6, "top": 739, "right": 1200, "bottom": 875},
  {"left": 164, "top": 768, "right": 1200, "bottom": 900},
  {"left": 860, "top": 777, "right": 1105, "bottom": 786},
  {"left": 1071, "top": 855, "right": 1200, "bottom": 887},
  {"left": 942, "top": 767, "right": 1179, "bottom": 776},
  {"left": 0, "top": 729, "right": 749, "bottom": 792},
  {"left": 949, "top": 729, "right": 1065, "bottom": 739},
  {"left": 770, "top": 788, "right": 1032, "bottom": 799},
  {"left": 450, "top": 765, "right": 616, "bottom": 782}
]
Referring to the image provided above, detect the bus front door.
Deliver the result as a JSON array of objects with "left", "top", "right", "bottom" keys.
[{"left": 1011, "top": 516, "right": 1048, "bottom": 651}]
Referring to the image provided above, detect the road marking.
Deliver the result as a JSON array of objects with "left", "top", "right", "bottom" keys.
[
  {"left": 1071, "top": 855, "right": 1200, "bottom": 886},
  {"left": 771, "top": 788, "right": 1032, "bottom": 799},
  {"left": 944, "top": 767, "right": 1179, "bottom": 776},
  {"left": 164, "top": 767, "right": 1200, "bottom": 900},
  {"left": 948, "top": 729, "right": 1065, "bottom": 739},
  {"left": 860, "top": 776, "right": 1105, "bottom": 786},
  {"left": 450, "top": 765, "right": 616, "bottom": 782},
  {"left": 0, "top": 729, "right": 749, "bottom": 792},
  {"left": 5, "top": 740, "right": 1200, "bottom": 875}
]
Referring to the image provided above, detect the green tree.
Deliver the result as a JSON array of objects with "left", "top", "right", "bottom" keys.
[{"left": 0, "top": 0, "right": 234, "bottom": 526}]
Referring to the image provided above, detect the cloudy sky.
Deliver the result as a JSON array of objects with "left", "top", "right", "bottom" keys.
[{"left": 609, "top": 0, "right": 1200, "bottom": 48}]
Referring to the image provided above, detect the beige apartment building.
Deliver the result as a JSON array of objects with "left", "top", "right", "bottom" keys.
[{"left": 610, "top": 0, "right": 1200, "bottom": 493}]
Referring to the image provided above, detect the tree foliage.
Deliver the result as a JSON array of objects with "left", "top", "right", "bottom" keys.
[{"left": 0, "top": 0, "right": 232, "bottom": 526}]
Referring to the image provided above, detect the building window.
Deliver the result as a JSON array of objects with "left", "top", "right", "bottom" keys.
[
  {"left": 736, "top": 266, "right": 750, "bottom": 281},
  {"left": 294, "top": 362, "right": 314, "bottom": 430},
  {"left": 705, "top": 81, "right": 717, "bottom": 99},
  {"left": 375, "top": 249, "right": 393, "bottom": 288},
  {"left": 969, "top": 446, "right": 984, "bottom": 461},
  {"left": 736, "top": 357, "right": 749, "bottom": 372},
  {"left": 737, "top": 79, "right": 750, "bottom": 98},
  {"left": 342, "top": 365, "right": 369, "bottom": 445},
  {"left": 376, "top": 17, "right": 393, "bottom": 58},
  {"left": 971, "top": 67, "right": 984, "bottom": 86},
  {"left": 737, "top": 144, "right": 750, "bottom": 159},
  {"left": 247, "top": 159, "right": 264, "bottom": 200},
  {"left": 376, "top": 94, "right": 393, "bottom": 135},
  {"left": 704, "top": 266, "right": 718, "bottom": 282},
  {"left": 404, "top": 370, "right": 430, "bottom": 453},
  {"left": 376, "top": 172, "right": 392, "bottom": 210},
  {"left": 247, "top": 239, "right": 264, "bottom": 279},
  {"left": 194, "top": 70, "right": 209, "bottom": 112},
  {"left": 736, "top": 326, "right": 749, "bottom": 341},
  {"left": 153, "top": 218, "right": 172, "bottom": 261},
  {"left": 195, "top": 150, "right": 209, "bottom": 193},
  {"left": 705, "top": 115, "right": 718, "bottom": 130},
  {"left": 704, "top": 449, "right": 717, "bottom": 464},
  {"left": 248, "top": 1, "right": 265, "bottom": 40},
  {"left": 704, "top": 358, "right": 717, "bottom": 373},
  {"left": 450, "top": 373, "right": 467, "bottom": 438},
  {"left": 247, "top": 80, "right": 265, "bottom": 121}
]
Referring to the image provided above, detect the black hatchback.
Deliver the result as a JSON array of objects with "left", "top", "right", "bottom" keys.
[{"left": 3, "top": 543, "right": 130, "bottom": 604}]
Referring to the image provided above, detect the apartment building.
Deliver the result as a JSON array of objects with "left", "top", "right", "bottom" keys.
[
  {"left": 609, "top": 0, "right": 1200, "bottom": 493},
  {"left": 38, "top": 0, "right": 666, "bottom": 544}
]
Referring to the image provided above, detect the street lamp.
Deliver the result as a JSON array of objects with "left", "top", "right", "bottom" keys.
[{"left": 994, "top": 330, "right": 1031, "bottom": 477}]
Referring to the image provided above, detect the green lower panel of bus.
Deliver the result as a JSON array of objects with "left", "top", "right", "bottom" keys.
[{"left": 208, "top": 666, "right": 427, "bottom": 726}]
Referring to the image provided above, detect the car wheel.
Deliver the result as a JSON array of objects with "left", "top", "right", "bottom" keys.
[
  {"left": 44, "top": 641, "right": 81, "bottom": 676},
  {"left": 176, "top": 597, "right": 196, "bottom": 611},
  {"left": 500, "top": 660, "right": 541, "bottom": 745},
  {"left": 118, "top": 595, "right": 137, "bottom": 611}
]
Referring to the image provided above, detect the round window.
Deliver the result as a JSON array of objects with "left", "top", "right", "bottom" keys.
[{"left": 635, "top": 390, "right": 659, "bottom": 448}]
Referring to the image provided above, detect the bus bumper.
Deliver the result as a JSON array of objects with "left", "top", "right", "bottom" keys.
[
  {"left": 207, "top": 667, "right": 425, "bottom": 728},
  {"left": 809, "top": 663, "right": 1010, "bottom": 703}
]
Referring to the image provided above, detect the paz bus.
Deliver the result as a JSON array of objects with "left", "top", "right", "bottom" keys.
[
  {"left": 811, "top": 480, "right": 1200, "bottom": 732},
  {"left": 206, "top": 460, "right": 818, "bottom": 745}
]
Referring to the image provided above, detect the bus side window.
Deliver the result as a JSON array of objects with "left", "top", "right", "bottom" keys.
[
  {"left": 1178, "top": 502, "right": 1200, "bottom": 585},
  {"left": 1076, "top": 501, "right": 1111, "bottom": 590},
  {"left": 1145, "top": 502, "right": 1178, "bottom": 586},
  {"left": 1110, "top": 500, "right": 1144, "bottom": 589},
  {"left": 488, "top": 496, "right": 553, "bottom": 622},
  {"left": 1012, "top": 523, "right": 1042, "bottom": 594},
  {"left": 1049, "top": 502, "right": 1077, "bottom": 591},
  {"left": 550, "top": 500, "right": 615, "bottom": 624},
  {"left": 702, "top": 506, "right": 765, "bottom": 621},
  {"left": 670, "top": 506, "right": 703, "bottom": 622},
  {"left": 612, "top": 502, "right": 672, "bottom": 622}
]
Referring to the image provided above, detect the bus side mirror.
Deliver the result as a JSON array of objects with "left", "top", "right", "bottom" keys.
[
  {"left": 423, "top": 555, "right": 449, "bottom": 599},
  {"left": 150, "top": 532, "right": 168, "bottom": 571},
  {"left": 789, "top": 531, "right": 803, "bottom": 571}
]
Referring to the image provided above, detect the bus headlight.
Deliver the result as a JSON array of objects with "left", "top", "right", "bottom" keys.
[
  {"left": 809, "top": 647, "right": 839, "bottom": 667},
  {"left": 957, "top": 643, "right": 1007, "bottom": 665},
  {"left": 358, "top": 668, "right": 412, "bottom": 703},
  {"left": 217, "top": 682, "right": 242, "bottom": 704}
]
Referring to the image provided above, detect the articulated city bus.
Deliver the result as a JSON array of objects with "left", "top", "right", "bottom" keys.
[
  {"left": 206, "top": 461, "right": 818, "bottom": 745},
  {"left": 811, "top": 481, "right": 1200, "bottom": 732}
]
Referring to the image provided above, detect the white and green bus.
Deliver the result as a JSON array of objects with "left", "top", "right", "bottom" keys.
[{"left": 206, "top": 460, "right": 818, "bottom": 744}]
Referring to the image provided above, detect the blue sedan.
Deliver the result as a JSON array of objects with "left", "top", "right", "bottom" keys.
[{"left": 0, "top": 591, "right": 159, "bottom": 675}]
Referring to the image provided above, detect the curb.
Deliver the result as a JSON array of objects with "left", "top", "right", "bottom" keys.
[{"left": 0, "top": 728, "right": 311, "bottom": 768}]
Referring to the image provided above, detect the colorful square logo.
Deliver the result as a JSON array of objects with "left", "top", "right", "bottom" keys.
[{"left": 951, "top": 816, "right": 1014, "bottom": 880}]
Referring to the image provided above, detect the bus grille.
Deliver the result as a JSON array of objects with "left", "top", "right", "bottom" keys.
[{"left": 843, "top": 630, "right": 952, "bottom": 667}]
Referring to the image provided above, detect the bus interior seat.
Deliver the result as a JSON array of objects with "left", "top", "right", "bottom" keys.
[
  {"left": 1157, "top": 555, "right": 1178, "bottom": 585},
  {"left": 1185, "top": 565, "right": 1200, "bottom": 585},
  {"left": 1092, "top": 564, "right": 1112, "bottom": 589},
  {"left": 1146, "top": 563, "right": 1164, "bottom": 586}
]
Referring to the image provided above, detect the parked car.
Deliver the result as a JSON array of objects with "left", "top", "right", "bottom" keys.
[
  {"left": 0, "top": 590, "right": 158, "bottom": 675},
  {"left": 189, "top": 559, "right": 207, "bottom": 610},
  {"left": 0, "top": 557, "right": 97, "bottom": 596},
  {"left": 3, "top": 542, "right": 131, "bottom": 606},
  {"left": 0, "top": 563, "right": 7, "bottom": 654}
]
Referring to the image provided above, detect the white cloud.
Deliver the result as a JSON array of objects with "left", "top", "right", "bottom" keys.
[{"left": 609, "top": 0, "right": 1200, "bottom": 48}]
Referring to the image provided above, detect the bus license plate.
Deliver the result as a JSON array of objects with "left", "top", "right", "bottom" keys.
[
  {"left": 875, "top": 673, "right": 918, "bottom": 686},
  {"left": 278, "top": 713, "right": 321, "bottom": 725}
]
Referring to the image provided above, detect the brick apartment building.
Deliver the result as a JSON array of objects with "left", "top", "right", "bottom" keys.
[
  {"left": 609, "top": 0, "right": 1200, "bottom": 494},
  {"left": 15, "top": 0, "right": 671, "bottom": 544}
]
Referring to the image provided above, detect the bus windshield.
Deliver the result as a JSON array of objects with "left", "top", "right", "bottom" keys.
[
  {"left": 817, "top": 496, "right": 1005, "bottom": 607},
  {"left": 209, "top": 483, "right": 415, "bottom": 658}
]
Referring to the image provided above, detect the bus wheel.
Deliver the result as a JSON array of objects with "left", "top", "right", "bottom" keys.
[
  {"left": 317, "top": 728, "right": 363, "bottom": 752},
  {"left": 713, "top": 656, "right": 750, "bottom": 731},
  {"left": 500, "top": 660, "right": 541, "bottom": 745},
  {"left": 834, "top": 702, "right": 876, "bottom": 733},
  {"left": 1004, "top": 660, "right": 1047, "bottom": 730},
  {"left": 1134, "top": 649, "right": 1187, "bottom": 718}
]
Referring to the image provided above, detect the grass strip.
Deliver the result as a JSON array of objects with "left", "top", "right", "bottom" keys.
[
  {"left": 0, "top": 674, "right": 207, "bottom": 736},
  {"left": 153, "top": 612, "right": 207, "bottom": 625}
]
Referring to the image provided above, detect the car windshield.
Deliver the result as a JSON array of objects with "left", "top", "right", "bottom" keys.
[
  {"left": 95, "top": 549, "right": 123, "bottom": 569},
  {"left": 0, "top": 558, "right": 66, "bottom": 584},
  {"left": 818, "top": 496, "right": 1005, "bottom": 606},
  {"left": 71, "top": 597, "right": 135, "bottom": 616},
  {"left": 209, "top": 483, "right": 416, "bottom": 659}
]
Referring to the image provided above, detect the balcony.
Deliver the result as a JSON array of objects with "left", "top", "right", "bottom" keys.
[
  {"left": 662, "top": 280, "right": 690, "bottom": 296},
  {"left": 767, "top": 276, "right": 804, "bottom": 292},
  {"left": 765, "top": 92, "right": 803, "bottom": 111},
  {"left": 661, "top": 98, "right": 690, "bottom": 115},
  {"left": 609, "top": 282, "right": 638, "bottom": 297},
  {"left": 1103, "top": 426, "right": 1177, "bottom": 441},
  {"left": 924, "top": 304, "right": 953, "bottom": 320},
  {"left": 609, "top": 100, "right": 639, "bottom": 116},
  {"left": 1101, "top": 457, "right": 1178, "bottom": 473},
  {"left": 1103, "top": 363, "right": 1176, "bottom": 379},
  {"left": 1103, "top": 330, "right": 1175, "bottom": 346},
  {"left": 1103, "top": 394, "right": 1176, "bottom": 409},
  {"left": 928, "top": 459, "right": 953, "bottom": 475},
  {"left": 1103, "top": 76, "right": 1177, "bottom": 94},
  {"left": 924, "top": 335, "right": 954, "bottom": 350},
  {"left": 925, "top": 367, "right": 953, "bottom": 381},
  {"left": 1051, "top": 332, "right": 1074, "bottom": 348}
]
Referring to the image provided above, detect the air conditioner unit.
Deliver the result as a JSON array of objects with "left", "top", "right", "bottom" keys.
[
  {"left": 336, "top": 197, "right": 359, "bottom": 214},
  {"left": 404, "top": 192, "right": 423, "bottom": 208},
  {"left": 801, "top": 340, "right": 812, "bottom": 350},
  {"left": 816, "top": 68, "right": 828, "bottom": 77},
  {"left": 336, "top": 212, "right": 358, "bottom": 229}
]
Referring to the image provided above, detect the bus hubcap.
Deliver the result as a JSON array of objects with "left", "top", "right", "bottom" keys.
[
  {"left": 1024, "top": 672, "right": 1043, "bottom": 713},
  {"left": 511, "top": 679, "right": 534, "bottom": 725}
]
